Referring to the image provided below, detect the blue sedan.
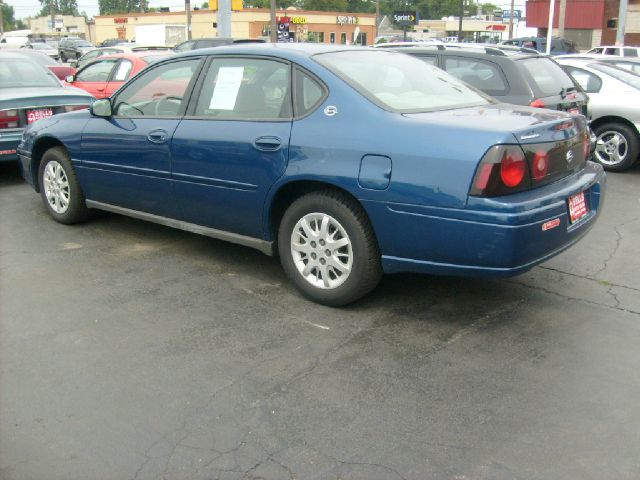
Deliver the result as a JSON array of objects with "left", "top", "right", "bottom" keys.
[{"left": 18, "top": 44, "right": 605, "bottom": 306}]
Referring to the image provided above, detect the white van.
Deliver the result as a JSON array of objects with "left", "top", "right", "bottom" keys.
[
  {"left": 587, "top": 45, "right": 640, "bottom": 57},
  {"left": 0, "top": 30, "right": 31, "bottom": 48}
]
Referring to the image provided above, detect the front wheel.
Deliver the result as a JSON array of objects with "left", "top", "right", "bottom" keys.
[
  {"left": 38, "top": 147, "right": 89, "bottom": 224},
  {"left": 593, "top": 122, "right": 639, "bottom": 172},
  {"left": 278, "top": 190, "right": 382, "bottom": 307}
]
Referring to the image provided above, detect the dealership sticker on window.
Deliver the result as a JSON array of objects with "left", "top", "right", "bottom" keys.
[{"left": 210, "top": 66, "right": 244, "bottom": 110}]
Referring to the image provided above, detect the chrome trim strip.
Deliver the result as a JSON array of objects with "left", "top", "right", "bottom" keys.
[{"left": 85, "top": 200, "right": 274, "bottom": 256}]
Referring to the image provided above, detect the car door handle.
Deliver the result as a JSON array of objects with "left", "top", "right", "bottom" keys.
[
  {"left": 147, "top": 129, "right": 169, "bottom": 144},
  {"left": 253, "top": 136, "right": 282, "bottom": 152}
]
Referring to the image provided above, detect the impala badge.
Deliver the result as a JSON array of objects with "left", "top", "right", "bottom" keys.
[
  {"left": 566, "top": 150, "right": 574, "bottom": 163},
  {"left": 324, "top": 106, "right": 338, "bottom": 117}
]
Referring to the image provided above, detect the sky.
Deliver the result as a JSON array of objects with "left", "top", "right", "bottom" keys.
[{"left": 6, "top": 0, "right": 527, "bottom": 21}]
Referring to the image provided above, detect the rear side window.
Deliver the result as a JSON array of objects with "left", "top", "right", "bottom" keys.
[
  {"left": 604, "top": 48, "right": 619, "bottom": 56},
  {"left": 294, "top": 68, "right": 326, "bottom": 117},
  {"left": 623, "top": 48, "right": 638, "bottom": 57},
  {"left": 112, "top": 60, "right": 133, "bottom": 81},
  {"left": 76, "top": 60, "right": 117, "bottom": 82},
  {"left": 414, "top": 54, "right": 437, "bottom": 66},
  {"left": 519, "top": 57, "right": 575, "bottom": 97},
  {"left": 444, "top": 57, "right": 507, "bottom": 95}
]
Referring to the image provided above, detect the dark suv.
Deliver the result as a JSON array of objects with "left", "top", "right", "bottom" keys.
[
  {"left": 390, "top": 44, "right": 588, "bottom": 115},
  {"left": 58, "top": 38, "right": 95, "bottom": 62},
  {"left": 500, "top": 37, "right": 578, "bottom": 55}
]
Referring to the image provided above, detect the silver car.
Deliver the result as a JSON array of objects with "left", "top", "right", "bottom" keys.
[{"left": 557, "top": 57, "right": 640, "bottom": 171}]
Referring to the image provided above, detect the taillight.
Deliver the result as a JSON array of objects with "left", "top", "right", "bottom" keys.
[
  {"left": 0, "top": 109, "right": 19, "bottom": 129},
  {"left": 64, "top": 105, "right": 89, "bottom": 112},
  {"left": 530, "top": 99, "right": 545, "bottom": 108},
  {"left": 470, "top": 145, "right": 531, "bottom": 197},
  {"left": 582, "top": 130, "right": 590, "bottom": 160},
  {"left": 532, "top": 150, "right": 550, "bottom": 181}
]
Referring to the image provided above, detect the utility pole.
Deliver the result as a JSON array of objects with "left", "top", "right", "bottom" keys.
[
  {"left": 508, "top": 0, "right": 515, "bottom": 39},
  {"left": 458, "top": 0, "right": 464, "bottom": 41},
  {"left": 557, "top": 0, "right": 567, "bottom": 38},
  {"left": 616, "top": 0, "right": 628, "bottom": 46},
  {"left": 49, "top": 0, "right": 55, "bottom": 34},
  {"left": 0, "top": 1, "right": 4, "bottom": 37},
  {"left": 375, "top": 0, "right": 379, "bottom": 39},
  {"left": 140, "top": 0, "right": 145, "bottom": 14},
  {"left": 218, "top": 0, "right": 231, "bottom": 37},
  {"left": 545, "top": 0, "right": 555, "bottom": 54},
  {"left": 186, "top": 0, "right": 192, "bottom": 39},
  {"left": 270, "top": 0, "right": 276, "bottom": 43}
]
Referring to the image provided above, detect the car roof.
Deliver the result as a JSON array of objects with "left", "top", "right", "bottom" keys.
[
  {"left": 99, "top": 51, "right": 174, "bottom": 60},
  {"left": 384, "top": 43, "right": 541, "bottom": 59},
  {"left": 174, "top": 42, "right": 370, "bottom": 60}
]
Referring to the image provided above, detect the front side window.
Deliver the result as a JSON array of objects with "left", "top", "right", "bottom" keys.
[
  {"left": 75, "top": 59, "right": 118, "bottom": 82},
  {"left": 444, "top": 57, "right": 507, "bottom": 95},
  {"left": 193, "top": 58, "right": 291, "bottom": 120},
  {"left": 114, "top": 59, "right": 200, "bottom": 117},
  {"left": 604, "top": 48, "right": 619, "bottom": 56},
  {"left": 315, "top": 50, "right": 490, "bottom": 113}
]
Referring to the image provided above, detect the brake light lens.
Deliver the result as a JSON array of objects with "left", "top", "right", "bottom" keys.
[
  {"left": 0, "top": 109, "right": 19, "bottom": 129},
  {"left": 530, "top": 99, "right": 545, "bottom": 108},
  {"left": 532, "top": 150, "right": 550, "bottom": 181},
  {"left": 582, "top": 130, "right": 590, "bottom": 159},
  {"left": 470, "top": 145, "right": 531, "bottom": 197},
  {"left": 64, "top": 105, "right": 89, "bottom": 112}
]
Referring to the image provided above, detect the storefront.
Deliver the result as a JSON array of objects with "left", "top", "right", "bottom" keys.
[{"left": 94, "top": 9, "right": 376, "bottom": 46}]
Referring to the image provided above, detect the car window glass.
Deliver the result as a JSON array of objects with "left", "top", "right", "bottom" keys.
[
  {"left": 112, "top": 60, "right": 133, "bottom": 81},
  {"left": 194, "top": 58, "right": 291, "bottom": 120},
  {"left": 76, "top": 60, "right": 117, "bottom": 82},
  {"left": 444, "top": 57, "right": 507, "bottom": 95},
  {"left": 83, "top": 50, "right": 100, "bottom": 61},
  {"left": 519, "top": 57, "right": 575, "bottom": 97},
  {"left": 623, "top": 48, "right": 638, "bottom": 57},
  {"left": 604, "top": 48, "right": 618, "bottom": 56},
  {"left": 295, "top": 69, "right": 325, "bottom": 116},
  {"left": 114, "top": 59, "right": 200, "bottom": 117},
  {"left": 590, "top": 62, "right": 640, "bottom": 89},
  {"left": 563, "top": 66, "right": 602, "bottom": 93},
  {"left": 175, "top": 41, "right": 195, "bottom": 52},
  {"left": 0, "top": 59, "right": 59, "bottom": 87},
  {"left": 415, "top": 54, "right": 437, "bottom": 66}
]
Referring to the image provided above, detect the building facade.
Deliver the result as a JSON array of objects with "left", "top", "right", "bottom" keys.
[
  {"left": 28, "top": 15, "right": 94, "bottom": 41},
  {"left": 94, "top": 9, "right": 376, "bottom": 46},
  {"left": 526, "top": 0, "right": 640, "bottom": 49}
]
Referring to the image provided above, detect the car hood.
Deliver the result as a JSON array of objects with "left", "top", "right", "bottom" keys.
[
  {"left": 0, "top": 87, "right": 93, "bottom": 109},
  {"left": 403, "top": 103, "right": 582, "bottom": 144}
]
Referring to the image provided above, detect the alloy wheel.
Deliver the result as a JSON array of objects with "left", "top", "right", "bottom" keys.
[{"left": 43, "top": 161, "right": 70, "bottom": 214}]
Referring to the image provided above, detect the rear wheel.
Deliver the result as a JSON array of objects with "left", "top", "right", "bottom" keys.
[
  {"left": 38, "top": 147, "right": 89, "bottom": 224},
  {"left": 593, "top": 122, "right": 639, "bottom": 171},
  {"left": 278, "top": 190, "right": 382, "bottom": 307}
]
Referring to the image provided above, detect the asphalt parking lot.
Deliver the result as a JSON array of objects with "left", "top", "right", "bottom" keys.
[{"left": 1, "top": 161, "right": 639, "bottom": 480}]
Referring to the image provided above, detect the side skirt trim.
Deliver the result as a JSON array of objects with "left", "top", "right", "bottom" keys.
[{"left": 85, "top": 200, "right": 274, "bottom": 256}]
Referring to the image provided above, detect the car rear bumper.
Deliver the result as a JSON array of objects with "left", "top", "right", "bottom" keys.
[
  {"left": 0, "top": 130, "right": 23, "bottom": 162},
  {"left": 364, "top": 161, "right": 606, "bottom": 277}
]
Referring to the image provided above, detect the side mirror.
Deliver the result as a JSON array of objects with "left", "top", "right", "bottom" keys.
[
  {"left": 65, "top": 74, "right": 75, "bottom": 83},
  {"left": 91, "top": 98, "right": 112, "bottom": 118}
]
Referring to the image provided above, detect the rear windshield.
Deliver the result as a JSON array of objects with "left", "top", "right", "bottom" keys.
[
  {"left": 0, "top": 59, "right": 59, "bottom": 88},
  {"left": 519, "top": 57, "right": 576, "bottom": 97},
  {"left": 590, "top": 62, "right": 640, "bottom": 89},
  {"left": 314, "top": 50, "right": 491, "bottom": 113},
  {"left": 74, "top": 40, "right": 93, "bottom": 47}
]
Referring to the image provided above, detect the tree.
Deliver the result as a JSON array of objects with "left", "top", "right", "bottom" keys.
[
  {"left": 38, "top": 0, "right": 80, "bottom": 16},
  {"left": 201, "top": 1, "right": 209, "bottom": 8},
  {"left": 98, "top": 0, "right": 148, "bottom": 15},
  {"left": 2, "top": 3, "right": 27, "bottom": 31},
  {"left": 480, "top": 2, "right": 498, "bottom": 15},
  {"left": 302, "top": 0, "right": 348, "bottom": 11}
]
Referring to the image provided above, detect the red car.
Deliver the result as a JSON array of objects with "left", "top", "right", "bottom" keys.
[{"left": 65, "top": 51, "right": 173, "bottom": 98}]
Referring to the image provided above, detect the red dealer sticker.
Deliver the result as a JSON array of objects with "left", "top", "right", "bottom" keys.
[
  {"left": 542, "top": 218, "right": 561, "bottom": 231},
  {"left": 27, "top": 108, "right": 53, "bottom": 124},
  {"left": 568, "top": 191, "right": 588, "bottom": 223}
]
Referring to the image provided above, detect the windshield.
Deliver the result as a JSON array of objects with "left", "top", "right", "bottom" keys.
[
  {"left": 0, "top": 59, "right": 60, "bottom": 88},
  {"left": 589, "top": 62, "right": 640, "bottom": 89},
  {"left": 519, "top": 57, "right": 576, "bottom": 97},
  {"left": 314, "top": 50, "right": 491, "bottom": 112},
  {"left": 30, "top": 43, "right": 52, "bottom": 50},
  {"left": 75, "top": 41, "right": 93, "bottom": 47}
]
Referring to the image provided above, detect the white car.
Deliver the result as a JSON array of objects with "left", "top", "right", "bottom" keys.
[
  {"left": 557, "top": 57, "right": 640, "bottom": 171},
  {"left": 586, "top": 45, "right": 640, "bottom": 57}
]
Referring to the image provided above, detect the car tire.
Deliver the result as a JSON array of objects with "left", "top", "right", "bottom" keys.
[
  {"left": 278, "top": 189, "right": 382, "bottom": 307},
  {"left": 60, "top": 53, "right": 66, "bottom": 63},
  {"left": 593, "top": 122, "right": 639, "bottom": 172},
  {"left": 38, "top": 147, "right": 89, "bottom": 225}
]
